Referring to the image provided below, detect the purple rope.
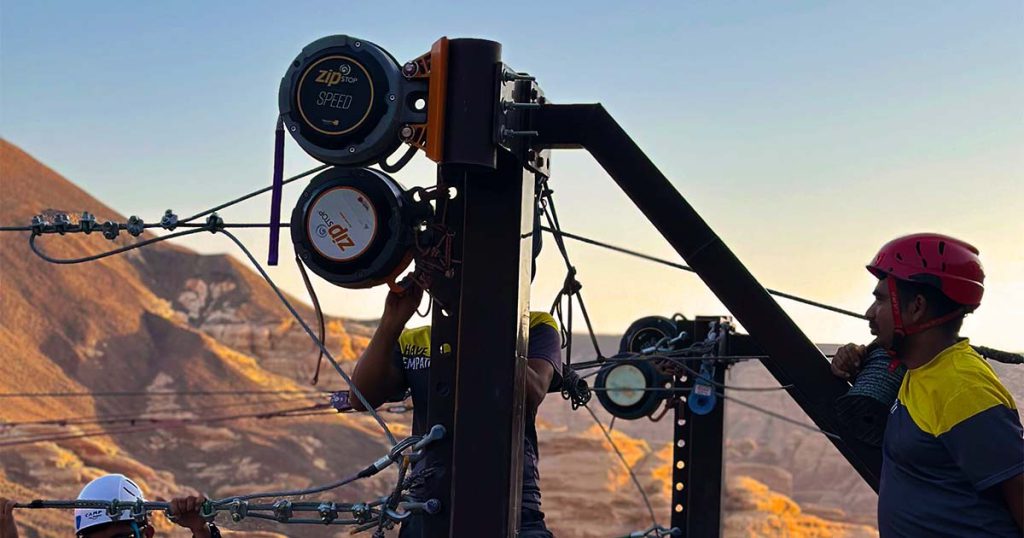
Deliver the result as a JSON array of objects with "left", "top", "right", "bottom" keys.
[{"left": 267, "top": 118, "right": 286, "bottom": 265}]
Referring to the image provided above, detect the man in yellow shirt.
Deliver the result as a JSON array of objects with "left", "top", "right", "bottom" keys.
[{"left": 832, "top": 233, "right": 1023, "bottom": 536}]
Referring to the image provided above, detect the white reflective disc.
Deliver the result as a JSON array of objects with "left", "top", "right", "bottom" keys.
[
  {"left": 605, "top": 364, "right": 647, "bottom": 407},
  {"left": 306, "top": 187, "right": 378, "bottom": 262}
]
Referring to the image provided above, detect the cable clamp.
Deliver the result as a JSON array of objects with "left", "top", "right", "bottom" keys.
[
  {"left": 30, "top": 215, "right": 48, "bottom": 235},
  {"left": 80, "top": 212, "right": 97, "bottom": 234},
  {"left": 53, "top": 213, "right": 71, "bottom": 235},
  {"left": 272, "top": 499, "right": 293, "bottom": 522},
  {"left": 205, "top": 213, "right": 224, "bottom": 233},
  {"left": 126, "top": 216, "right": 145, "bottom": 237},
  {"left": 160, "top": 210, "right": 179, "bottom": 231},
  {"left": 317, "top": 502, "right": 338, "bottom": 525},
  {"left": 102, "top": 220, "right": 121, "bottom": 240}
]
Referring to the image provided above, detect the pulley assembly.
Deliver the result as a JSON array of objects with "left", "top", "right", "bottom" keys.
[
  {"left": 595, "top": 316, "right": 687, "bottom": 420},
  {"left": 595, "top": 315, "right": 734, "bottom": 420},
  {"left": 291, "top": 166, "right": 429, "bottom": 289}
]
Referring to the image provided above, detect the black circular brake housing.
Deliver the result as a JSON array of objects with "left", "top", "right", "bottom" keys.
[
  {"left": 279, "top": 35, "right": 405, "bottom": 166},
  {"left": 291, "top": 167, "right": 419, "bottom": 289}
]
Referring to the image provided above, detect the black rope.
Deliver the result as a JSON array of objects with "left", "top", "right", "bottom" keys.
[
  {"left": 219, "top": 229, "right": 397, "bottom": 446},
  {"left": 719, "top": 391, "right": 841, "bottom": 439},
  {"left": 296, "top": 254, "right": 327, "bottom": 385},
  {"left": 0, "top": 405, "right": 337, "bottom": 448},
  {"left": 12, "top": 210, "right": 398, "bottom": 445},
  {"left": 0, "top": 396, "right": 321, "bottom": 429},
  {"left": 540, "top": 184, "right": 604, "bottom": 359},
  {"left": 29, "top": 227, "right": 209, "bottom": 264},
  {"left": 661, "top": 357, "right": 795, "bottom": 392},
  {"left": 540, "top": 226, "right": 868, "bottom": 320},
  {"left": 583, "top": 404, "right": 658, "bottom": 528}
]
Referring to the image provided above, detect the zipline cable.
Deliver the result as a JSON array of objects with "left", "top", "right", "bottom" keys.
[
  {"left": 583, "top": 404, "right": 658, "bottom": 528},
  {"left": 219, "top": 228, "right": 397, "bottom": 446},
  {"left": 541, "top": 226, "right": 868, "bottom": 321}
]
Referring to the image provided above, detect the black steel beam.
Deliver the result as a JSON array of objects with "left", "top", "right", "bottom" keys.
[
  {"left": 423, "top": 38, "right": 534, "bottom": 537},
  {"left": 531, "top": 103, "right": 882, "bottom": 490}
]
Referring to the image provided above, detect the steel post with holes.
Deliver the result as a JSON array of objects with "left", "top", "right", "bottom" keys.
[
  {"left": 422, "top": 38, "right": 535, "bottom": 538},
  {"left": 531, "top": 103, "right": 883, "bottom": 490},
  {"left": 670, "top": 317, "right": 728, "bottom": 537}
]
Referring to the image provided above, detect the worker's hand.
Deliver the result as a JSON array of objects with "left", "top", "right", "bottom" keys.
[
  {"left": 382, "top": 281, "right": 425, "bottom": 327},
  {"left": 0, "top": 498, "right": 19, "bottom": 538},
  {"left": 168, "top": 495, "right": 211, "bottom": 537},
  {"left": 831, "top": 343, "right": 867, "bottom": 380}
]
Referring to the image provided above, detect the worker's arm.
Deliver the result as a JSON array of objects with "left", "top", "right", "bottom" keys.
[
  {"left": 525, "top": 358, "right": 555, "bottom": 415},
  {"left": 1001, "top": 473, "right": 1024, "bottom": 530},
  {"left": 937, "top": 388, "right": 1024, "bottom": 529},
  {"left": 523, "top": 317, "right": 563, "bottom": 416},
  {"left": 0, "top": 499, "right": 18, "bottom": 538},
  {"left": 350, "top": 286, "right": 423, "bottom": 411}
]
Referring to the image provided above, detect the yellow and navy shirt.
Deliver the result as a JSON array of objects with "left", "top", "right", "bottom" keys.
[
  {"left": 393, "top": 311, "right": 562, "bottom": 515},
  {"left": 879, "top": 339, "right": 1023, "bottom": 537}
]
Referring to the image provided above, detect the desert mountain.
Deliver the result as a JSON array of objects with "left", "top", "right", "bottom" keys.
[{"left": 0, "top": 139, "right": 396, "bottom": 537}]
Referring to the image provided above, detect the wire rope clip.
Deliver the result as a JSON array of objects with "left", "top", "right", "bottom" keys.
[
  {"left": 102, "top": 221, "right": 121, "bottom": 240},
  {"left": 80, "top": 212, "right": 97, "bottom": 234},
  {"left": 317, "top": 502, "right": 338, "bottom": 525},
  {"left": 52, "top": 213, "right": 71, "bottom": 235},
  {"left": 272, "top": 499, "right": 293, "bottom": 522},
  {"left": 351, "top": 502, "right": 373, "bottom": 524},
  {"left": 205, "top": 213, "right": 225, "bottom": 233},
  {"left": 130, "top": 499, "right": 147, "bottom": 524},
  {"left": 160, "top": 210, "right": 179, "bottom": 231},
  {"left": 105, "top": 499, "right": 123, "bottom": 519},
  {"left": 199, "top": 500, "right": 217, "bottom": 522},
  {"left": 227, "top": 499, "right": 248, "bottom": 523},
  {"left": 126, "top": 216, "right": 145, "bottom": 237},
  {"left": 30, "top": 215, "right": 48, "bottom": 235}
]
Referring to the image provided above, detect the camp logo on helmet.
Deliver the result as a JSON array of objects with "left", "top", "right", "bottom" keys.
[{"left": 306, "top": 186, "right": 377, "bottom": 262}]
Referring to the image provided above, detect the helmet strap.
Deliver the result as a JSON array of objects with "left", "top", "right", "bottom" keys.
[
  {"left": 886, "top": 277, "right": 906, "bottom": 350},
  {"left": 884, "top": 277, "right": 965, "bottom": 357}
]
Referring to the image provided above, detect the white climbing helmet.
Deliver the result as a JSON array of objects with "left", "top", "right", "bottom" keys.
[{"left": 74, "top": 474, "right": 146, "bottom": 534}]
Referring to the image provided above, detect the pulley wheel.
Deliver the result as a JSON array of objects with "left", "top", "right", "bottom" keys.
[{"left": 594, "top": 358, "right": 668, "bottom": 420}]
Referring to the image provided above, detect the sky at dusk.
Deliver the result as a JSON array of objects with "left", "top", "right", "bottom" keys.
[{"left": 2, "top": 1, "right": 1021, "bottom": 350}]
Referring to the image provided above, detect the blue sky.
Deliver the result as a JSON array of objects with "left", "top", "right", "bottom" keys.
[{"left": 2, "top": 1, "right": 1021, "bottom": 349}]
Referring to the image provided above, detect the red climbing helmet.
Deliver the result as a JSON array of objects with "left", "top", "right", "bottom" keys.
[
  {"left": 867, "top": 233, "right": 985, "bottom": 311},
  {"left": 867, "top": 233, "right": 984, "bottom": 340}
]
